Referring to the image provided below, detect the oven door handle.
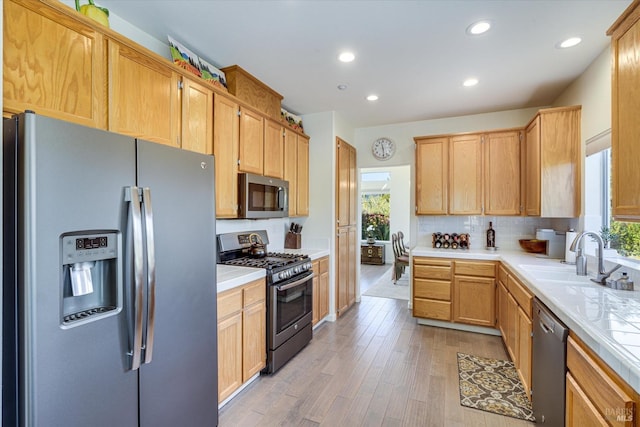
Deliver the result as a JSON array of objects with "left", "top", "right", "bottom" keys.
[{"left": 277, "top": 272, "right": 314, "bottom": 291}]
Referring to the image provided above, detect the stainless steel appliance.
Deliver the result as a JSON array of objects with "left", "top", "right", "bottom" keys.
[
  {"left": 238, "top": 173, "right": 289, "bottom": 219},
  {"left": 217, "top": 230, "right": 313, "bottom": 373},
  {"left": 532, "top": 298, "right": 569, "bottom": 425},
  {"left": 2, "top": 113, "right": 218, "bottom": 426}
]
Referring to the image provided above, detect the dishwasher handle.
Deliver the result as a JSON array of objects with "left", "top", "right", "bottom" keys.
[{"left": 534, "top": 298, "right": 568, "bottom": 342}]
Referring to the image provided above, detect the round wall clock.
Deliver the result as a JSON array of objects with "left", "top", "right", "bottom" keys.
[{"left": 371, "top": 137, "right": 395, "bottom": 161}]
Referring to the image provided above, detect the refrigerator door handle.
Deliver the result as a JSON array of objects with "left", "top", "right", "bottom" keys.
[
  {"left": 142, "top": 187, "right": 156, "bottom": 364},
  {"left": 125, "top": 186, "right": 145, "bottom": 371}
]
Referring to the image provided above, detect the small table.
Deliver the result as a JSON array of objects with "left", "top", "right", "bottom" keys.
[{"left": 361, "top": 244, "right": 385, "bottom": 265}]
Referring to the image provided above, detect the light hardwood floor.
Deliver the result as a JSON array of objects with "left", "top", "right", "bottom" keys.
[{"left": 219, "top": 266, "right": 534, "bottom": 427}]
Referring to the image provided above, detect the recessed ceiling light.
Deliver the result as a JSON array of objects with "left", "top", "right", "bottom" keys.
[
  {"left": 337, "top": 84, "right": 348, "bottom": 91},
  {"left": 366, "top": 94, "right": 379, "bottom": 101},
  {"left": 558, "top": 37, "right": 582, "bottom": 48},
  {"left": 467, "top": 20, "right": 491, "bottom": 35},
  {"left": 463, "top": 78, "right": 479, "bottom": 87},
  {"left": 338, "top": 52, "right": 355, "bottom": 62}
]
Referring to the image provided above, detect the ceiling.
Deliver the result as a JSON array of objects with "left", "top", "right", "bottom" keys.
[{"left": 97, "top": 0, "right": 632, "bottom": 129}]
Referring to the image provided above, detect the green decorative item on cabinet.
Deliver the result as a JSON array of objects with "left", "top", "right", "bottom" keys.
[{"left": 75, "top": 0, "right": 109, "bottom": 27}]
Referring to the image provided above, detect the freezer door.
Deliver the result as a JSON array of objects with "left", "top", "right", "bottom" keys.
[
  {"left": 136, "top": 140, "right": 217, "bottom": 427},
  {"left": 4, "top": 113, "right": 138, "bottom": 426}
]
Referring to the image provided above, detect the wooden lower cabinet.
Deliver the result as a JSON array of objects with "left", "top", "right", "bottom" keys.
[
  {"left": 413, "top": 258, "right": 496, "bottom": 326},
  {"left": 452, "top": 260, "right": 496, "bottom": 327},
  {"left": 566, "top": 335, "right": 636, "bottom": 427},
  {"left": 412, "top": 257, "right": 452, "bottom": 321},
  {"left": 312, "top": 256, "right": 330, "bottom": 326},
  {"left": 496, "top": 264, "right": 533, "bottom": 398},
  {"left": 217, "top": 278, "right": 266, "bottom": 403}
]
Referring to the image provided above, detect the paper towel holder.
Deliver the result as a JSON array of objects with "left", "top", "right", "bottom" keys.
[{"left": 562, "top": 229, "right": 578, "bottom": 265}]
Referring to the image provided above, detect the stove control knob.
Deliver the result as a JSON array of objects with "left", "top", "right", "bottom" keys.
[{"left": 293, "top": 267, "right": 300, "bottom": 274}]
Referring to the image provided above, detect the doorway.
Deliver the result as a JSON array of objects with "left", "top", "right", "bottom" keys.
[{"left": 359, "top": 165, "right": 411, "bottom": 294}]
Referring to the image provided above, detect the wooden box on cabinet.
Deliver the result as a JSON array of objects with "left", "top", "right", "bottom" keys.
[
  {"left": 361, "top": 244, "right": 384, "bottom": 265},
  {"left": 221, "top": 65, "right": 283, "bottom": 120}
]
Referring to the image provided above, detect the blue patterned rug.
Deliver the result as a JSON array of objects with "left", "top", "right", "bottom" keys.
[{"left": 457, "top": 352, "right": 535, "bottom": 422}]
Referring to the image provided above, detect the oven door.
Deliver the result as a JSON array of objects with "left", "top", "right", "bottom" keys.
[{"left": 269, "top": 271, "right": 313, "bottom": 350}]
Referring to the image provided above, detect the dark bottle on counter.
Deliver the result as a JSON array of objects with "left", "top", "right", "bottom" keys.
[{"left": 486, "top": 222, "right": 496, "bottom": 248}]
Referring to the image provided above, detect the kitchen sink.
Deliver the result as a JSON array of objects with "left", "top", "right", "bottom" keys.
[{"left": 518, "top": 264, "right": 595, "bottom": 285}]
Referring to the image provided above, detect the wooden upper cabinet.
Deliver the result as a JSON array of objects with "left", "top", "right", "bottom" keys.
[
  {"left": 484, "top": 130, "right": 522, "bottom": 215},
  {"left": 4, "top": 0, "right": 106, "bottom": 128},
  {"left": 213, "top": 93, "right": 239, "bottom": 218},
  {"left": 263, "top": 119, "right": 284, "bottom": 179},
  {"left": 297, "top": 135, "right": 310, "bottom": 216},
  {"left": 609, "top": 1, "right": 640, "bottom": 221},
  {"left": 238, "top": 107, "right": 264, "bottom": 175},
  {"left": 449, "top": 134, "right": 483, "bottom": 215},
  {"left": 336, "top": 137, "right": 356, "bottom": 226},
  {"left": 181, "top": 77, "right": 213, "bottom": 155},
  {"left": 108, "top": 40, "right": 180, "bottom": 147},
  {"left": 524, "top": 106, "right": 581, "bottom": 217},
  {"left": 283, "top": 128, "right": 298, "bottom": 216},
  {"left": 415, "top": 137, "right": 448, "bottom": 214}
]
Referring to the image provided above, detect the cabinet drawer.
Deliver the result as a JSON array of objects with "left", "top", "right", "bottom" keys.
[
  {"left": 455, "top": 260, "right": 495, "bottom": 277},
  {"left": 567, "top": 337, "right": 634, "bottom": 426},
  {"left": 498, "top": 264, "right": 509, "bottom": 285},
  {"left": 243, "top": 279, "right": 266, "bottom": 307},
  {"left": 414, "top": 278, "right": 451, "bottom": 301},
  {"left": 414, "top": 264, "right": 452, "bottom": 280},
  {"left": 414, "top": 257, "right": 452, "bottom": 267},
  {"left": 507, "top": 275, "right": 533, "bottom": 318},
  {"left": 218, "top": 288, "right": 243, "bottom": 320},
  {"left": 413, "top": 298, "right": 451, "bottom": 321}
]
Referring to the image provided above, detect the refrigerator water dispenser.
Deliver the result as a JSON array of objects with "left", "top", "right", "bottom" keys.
[{"left": 61, "top": 231, "right": 121, "bottom": 325}]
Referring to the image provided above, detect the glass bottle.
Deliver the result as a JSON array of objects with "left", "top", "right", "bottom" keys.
[{"left": 486, "top": 222, "right": 495, "bottom": 248}]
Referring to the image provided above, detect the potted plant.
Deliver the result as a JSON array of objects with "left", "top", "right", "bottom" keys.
[{"left": 366, "top": 225, "right": 376, "bottom": 244}]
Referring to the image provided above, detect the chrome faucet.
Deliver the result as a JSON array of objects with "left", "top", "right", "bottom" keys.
[{"left": 569, "top": 231, "right": 622, "bottom": 286}]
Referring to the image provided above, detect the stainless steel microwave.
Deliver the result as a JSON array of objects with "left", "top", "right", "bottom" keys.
[{"left": 238, "top": 173, "right": 289, "bottom": 219}]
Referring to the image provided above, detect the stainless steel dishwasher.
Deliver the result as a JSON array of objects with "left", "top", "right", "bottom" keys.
[{"left": 532, "top": 298, "right": 569, "bottom": 425}]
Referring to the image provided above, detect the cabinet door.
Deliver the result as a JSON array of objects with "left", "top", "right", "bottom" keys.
[
  {"left": 415, "top": 137, "right": 448, "bottom": 214},
  {"left": 453, "top": 276, "right": 495, "bottom": 327},
  {"left": 213, "top": 94, "right": 239, "bottom": 218},
  {"left": 612, "top": 12, "right": 640, "bottom": 220},
  {"left": 284, "top": 129, "right": 298, "bottom": 216},
  {"left": 181, "top": 77, "right": 213, "bottom": 154},
  {"left": 298, "top": 135, "right": 310, "bottom": 216},
  {"left": 319, "top": 257, "right": 330, "bottom": 320},
  {"left": 217, "top": 312, "right": 242, "bottom": 402},
  {"left": 348, "top": 226, "right": 357, "bottom": 306},
  {"left": 566, "top": 374, "right": 609, "bottom": 427},
  {"left": 4, "top": 0, "right": 106, "bottom": 129},
  {"left": 484, "top": 131, "right": 521, "bottom": 215},
  {"left": 497, "top": 281, "right": 509, "bottom": 340},
  {"left": 449, "top": 134, "right": 483, "bottom": 215},
  {"left": 506, "top": 292, "right": 518, "bottom": 362},
  {"left": 336, "top": 226, "right": 349, "bottom": 316},
  {"left": 238, "top": 107, "right": 264, "bottom": 174},
  {"left": 242, "top": 301, "right": 266, "bottom": 382},
  {"left": 336, "top": 138, "right": 351, "bottom": 226},
  {"left": 264, "top": 119, "right": 284, "bottom": 179},
  {"left": 108, "top": 40, "right": 179, "bottom": 146},
  {"left": 517, "top": 306, "right": 532, "bottom": 398},
  {"left": 524, "top": 116, "right": 541, "bottom": 216},
  {"left": 348, "top": 144, "right": 357, "bottom": 225}
]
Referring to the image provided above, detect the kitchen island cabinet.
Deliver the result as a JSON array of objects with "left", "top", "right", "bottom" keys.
[
  {"left": 3, "top": 0, "right": 106, "bottom": 128},
  {"left": 217, "top": 278, "right": 266, "bottom": 403},
  {"left": 608, "top": 0, "right": 640, "bottom": 221}
]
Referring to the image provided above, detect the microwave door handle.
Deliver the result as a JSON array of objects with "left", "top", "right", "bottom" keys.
[
  {"left": 278, "top": 186, "right": 287, "bottom": 211},
  {"left": 141, "top": 187, "right": 156, "bottom": 364},
  {"left": 125, "top": 186, "right": 144, "bottom": 371}
]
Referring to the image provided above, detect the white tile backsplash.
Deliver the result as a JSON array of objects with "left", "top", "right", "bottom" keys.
[{"left": 417, "top": 215, "right": 570, "bottom": 251}]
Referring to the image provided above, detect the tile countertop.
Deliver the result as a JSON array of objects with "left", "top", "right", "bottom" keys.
[
  {"left": 216, "top": 248, "right": 330, "bottom": 294},
  {"left": 412, "top": 246, "right": 640, "bottom": 394}
]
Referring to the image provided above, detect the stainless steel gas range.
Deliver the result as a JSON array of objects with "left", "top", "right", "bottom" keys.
[{"left": 217, "top": 230, "right": 313, "bottom": 374}]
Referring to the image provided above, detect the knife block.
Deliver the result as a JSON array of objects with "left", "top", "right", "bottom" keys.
[{"left": 284, "top": 232, "right": 301, "bottom": 249}]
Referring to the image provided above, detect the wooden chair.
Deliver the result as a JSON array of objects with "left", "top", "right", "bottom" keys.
[
  {"left": 397, "top": 231, "right": 409, "bottom": 256},
  {"left": 391, "top": 233, "right": 409, "bottom": 284}
]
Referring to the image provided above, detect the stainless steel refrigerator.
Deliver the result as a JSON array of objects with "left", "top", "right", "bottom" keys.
[{"left": 2, "top": 112, "right": 218, "bottom": 426}]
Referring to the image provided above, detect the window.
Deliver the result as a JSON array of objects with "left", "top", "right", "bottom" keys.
[
  {"left": 586, "top": 147, "right": 640, "bottom": 259},
  {"left": 361, "top": 193, "right": 390, "bottom": 241}
]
